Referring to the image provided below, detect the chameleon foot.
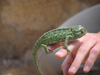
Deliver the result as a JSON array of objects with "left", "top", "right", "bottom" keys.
[
  {"left": 41, "top": 44, "right": 53, "bottom": 54},
  {"left": 64, "top": 36, "right": 70, "bottom": 52}
]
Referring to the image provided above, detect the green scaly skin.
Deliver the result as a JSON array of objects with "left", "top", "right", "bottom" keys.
[{"left": 33, "top": 25, "right": 87, "bottom": 75}]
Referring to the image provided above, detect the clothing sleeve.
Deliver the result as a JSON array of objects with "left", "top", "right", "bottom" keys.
[{"left": 36, "top": 4, "right": 100, "bottom": 75}]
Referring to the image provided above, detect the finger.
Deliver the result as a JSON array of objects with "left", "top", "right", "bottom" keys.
[
  {"left": 61, "top": 53, "right": 75, "bottom": 75},
  {"left": 55, "top": 40, "right": 80, "bottom": 59},
  {"left": 68, "top": 38, "right": 96, "bottom": 75},
  {"left": 47, "top": 42, "right": 64, "bottom": 51},
  {"left": 68, "top": 40, "right": 81, "bottom": 54},
  {"left": 55, "top": 48, "right": 67, "bottom": 59},
  {"left": 47, "top": 38, "right": 81, "bottom": 51},
  {"left": 78, "top": 33, "right": 92, "bottom": 41},
  {"left": 83, "top": 42, "right": 100, "bottom": 73}
]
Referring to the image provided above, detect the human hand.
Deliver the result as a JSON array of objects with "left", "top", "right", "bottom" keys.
[{"left": 47, "top": 32, "right": 100, "bottom": 75}]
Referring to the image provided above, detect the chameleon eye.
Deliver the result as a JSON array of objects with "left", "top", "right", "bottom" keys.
[{"left": 75, "top": 31, "right": 81, "bottom": 35}]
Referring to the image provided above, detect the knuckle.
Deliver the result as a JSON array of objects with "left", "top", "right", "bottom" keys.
[
  {"left": 86, "top": 59, "right": 93, "bottom": 65},
  {"left": 74, "top": 60, "right": 81, "bottom": 66},
  {"left": 87, "top": 35, "right": 96, "bottom": 42},
  {"left": 79, "top": 47, "right": 86, "bottom": 52},
  {"left": 89, "top": 37, "right": 96, "bottom": 43},
  {"left": 97, "top": 40, "right": 100, "bottom": 43},
  {"left": 91, "top": 48, "right": 99, "bottom": 54}
]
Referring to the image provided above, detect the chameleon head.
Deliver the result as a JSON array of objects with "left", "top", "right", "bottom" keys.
[{"left": 72, "top": 25, "right": 87, "bottom": 38}]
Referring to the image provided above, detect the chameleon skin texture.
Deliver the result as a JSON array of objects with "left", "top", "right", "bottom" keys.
[{"left": 33, "top": 25, "right": 87, "bottom": 75}]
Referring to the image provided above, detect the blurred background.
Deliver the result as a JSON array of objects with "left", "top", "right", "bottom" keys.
[{"left": 0, "top": 0, "right": 100, "bottom": 75}]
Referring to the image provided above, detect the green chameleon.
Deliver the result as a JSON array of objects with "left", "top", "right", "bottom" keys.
[{"left": 33, "top": 25, "right": 87, "bottom": 75}]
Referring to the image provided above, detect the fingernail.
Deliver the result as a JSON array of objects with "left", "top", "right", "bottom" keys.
[
  {"left": 55, "top": 52, "right": 63, "bottom": 57},
  {"left": 84, "top": 66, "right": 90, "bottom": 71},
  {"left": 69, "top": 66, "right": 76, "bottom": 74}
]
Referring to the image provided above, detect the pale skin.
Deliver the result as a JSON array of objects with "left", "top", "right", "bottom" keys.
[{"left": 47, "top": 32, "right": 100, "bottom": 75}]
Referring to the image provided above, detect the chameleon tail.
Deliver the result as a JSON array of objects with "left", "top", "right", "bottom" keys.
[
  {"left": 33, "top": 55, "right": 42, "bottom": 75},
  {"left": 33, "top": 45, "right": 43, "bottom": 75}
]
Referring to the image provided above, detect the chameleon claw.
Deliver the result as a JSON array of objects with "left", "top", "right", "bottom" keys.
[
  {"left": 63, "top": 46, "right": 70, "bottom": 52},
  {"left": 41, "top": 44, "right": 53, "bottom": 54}
]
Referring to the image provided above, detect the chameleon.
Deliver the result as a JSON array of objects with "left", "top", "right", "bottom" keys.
[{"left": 33, "top": 25, "right": 87, "bottom": 75}]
